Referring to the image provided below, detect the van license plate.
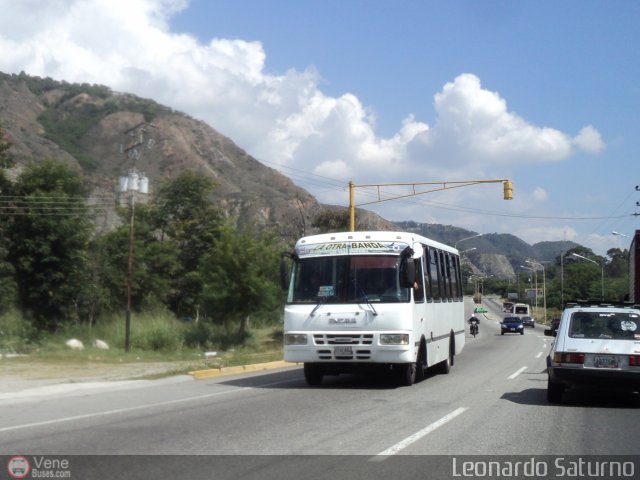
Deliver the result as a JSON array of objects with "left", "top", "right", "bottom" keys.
[
  {"left": 594, "top": 355, "right": 618, "bottom": 368},
  {"left": 334, "top": 346, "right": 353, "bottom": 356}
]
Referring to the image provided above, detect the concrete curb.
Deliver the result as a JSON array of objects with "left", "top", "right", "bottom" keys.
[{"left": 188, "top": 360, "right": 295, "bottom": 380}]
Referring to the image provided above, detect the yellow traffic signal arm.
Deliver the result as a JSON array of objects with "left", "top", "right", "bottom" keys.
[{"left": 348, "top": 179, "right": 513, "bottom": 232}]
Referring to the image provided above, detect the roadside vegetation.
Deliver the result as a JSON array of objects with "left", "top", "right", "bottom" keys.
[
  {"left": 0, "top": 118, "right": 632, "bottom": 367},
  {"left": 0, "top": 123, "right": 286, "bottom": 366}
]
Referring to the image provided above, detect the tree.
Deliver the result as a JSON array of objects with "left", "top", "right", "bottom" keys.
[
  {"left": 199, "top": 225, "right": 282, "bottom": 338},
  {"left": 150, "top": 171, "right": 224, "bottom": 318},
  {"left": 6, "top": 160, "right": 92, "bottom": 329},
  {"left": 0, "top": 122, "right": 15, "bottom": 169},
  {"left": 312, "top": 209, "right": 350, "bottom": 233},
  {"left": 96, "top": 202, "right": 180, "bottom": 313},
  {"left": 606, "top": 248, "right": 628, "bottom": 278},
  {"left": 0, "top": 124, "right": 18, "bottom": 312}
]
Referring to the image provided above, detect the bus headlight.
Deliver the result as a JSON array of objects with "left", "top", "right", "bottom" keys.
[
  {"left": 284, "top": 334, "right": 308, "bottom": 345},
  {"left": 380, "top": 334, "right": 409, "bottom": 345}
]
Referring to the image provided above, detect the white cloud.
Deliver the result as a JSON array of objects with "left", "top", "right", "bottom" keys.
[
  {"left": 407, "top": 74, "right": 576, "bottom": 170},
  {"left": 573, "top": 125, "right": 605, "bottom": 154},
  {"left": 0, "top": 0, "right": 608, "bottom": 250},
  {"left": 532, "top": 187, "right": 548, "bottom": 202}
]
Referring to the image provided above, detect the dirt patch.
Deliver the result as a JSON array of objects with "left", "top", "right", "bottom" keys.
[{"left": 0, "top": 356, "right": 215, "bottom": 392}]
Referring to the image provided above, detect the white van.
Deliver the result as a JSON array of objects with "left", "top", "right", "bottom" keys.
[{"left": 513, "top": 303, "right": 530, "bottom": 316}]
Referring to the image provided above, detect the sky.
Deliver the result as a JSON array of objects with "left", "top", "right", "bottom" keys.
[{"left": 0, "top": 0, "right": 639, "bottom": 256}]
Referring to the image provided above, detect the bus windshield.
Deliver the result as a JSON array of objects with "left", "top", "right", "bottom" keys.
[{"left": 288, "top": 255, "right": 410, "bottom": 304}]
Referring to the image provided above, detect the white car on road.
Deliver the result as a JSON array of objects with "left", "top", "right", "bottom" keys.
[{"left": 545, "top": 301, "right": 640, "bottom": 403}]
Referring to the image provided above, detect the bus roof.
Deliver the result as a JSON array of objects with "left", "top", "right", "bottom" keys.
[{"left": 294, "top": 231, "right": 458, "bottom": 258}]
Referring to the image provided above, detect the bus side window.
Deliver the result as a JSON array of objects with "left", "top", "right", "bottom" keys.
[
  {"left": 439, "top": 251, "right": 450, "bottom": 301},
  {"left": 430, "top": 248, "right": 441, "bottom": 302},
  {"left": 446, "top": 253, "right": 458, "bottom": 301},
  {"left": 443, "top": 252, "right": 451, "bottom": 302},
  {"left": 452, "top": 255, "right": 462, "bottom": 300},
  {"left": 423, "top": 247, "right": 433, "bottom": 302},
  {"left": 414, "top": 258, "right": 425, "bottom": 303}
]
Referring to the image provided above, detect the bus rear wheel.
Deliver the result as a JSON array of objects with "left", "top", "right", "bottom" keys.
[
  {"left": 436, "top": 337, "right": 454, "bottom": 374},
  {"left": 303, "top": 363, "right": 324, "bottom": 386}
]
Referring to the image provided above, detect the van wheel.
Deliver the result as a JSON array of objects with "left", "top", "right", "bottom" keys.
[{"left": 303, "top": 363, "right": 324, "bottom": 386}]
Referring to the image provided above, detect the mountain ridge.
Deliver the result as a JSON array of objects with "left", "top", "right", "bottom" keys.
[{"left": 0, "top": 71, "right": 580, "bottom": 278}]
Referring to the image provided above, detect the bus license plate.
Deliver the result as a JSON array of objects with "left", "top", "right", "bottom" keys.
[
  {"left": 594, "top": 355, "right": 618, "bottom": 368},
  {"left": 334, "top": 346, "right": 353, "bottom": 356}
]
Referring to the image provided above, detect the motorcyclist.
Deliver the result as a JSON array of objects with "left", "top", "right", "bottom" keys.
[{"left": 468, "top": 315, "right": 480, "bottom": 334}]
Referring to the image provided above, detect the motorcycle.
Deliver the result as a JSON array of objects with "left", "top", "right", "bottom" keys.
[{"left": 469, "top": 319, "right": 479, "bottom": 338}]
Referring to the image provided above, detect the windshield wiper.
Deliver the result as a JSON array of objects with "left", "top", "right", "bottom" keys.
[
  {"left": 310, "top": 295, "right": 332, "bottom": 317},
  {"left": 352, "top": 280, "right": 378, "bottom": 316}
]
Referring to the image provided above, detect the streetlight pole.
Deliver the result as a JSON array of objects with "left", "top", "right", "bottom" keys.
[
  {"left": 526, "top": 260, "right": 546, "bottom": 325},
  {"left": 520, "top": 265, "right": 536, "bottom": 317},
  {"left": 561, "top": 250, "right": 565, "bottom": 307},
  {"left": 479, "top": 275, "right": 493, "bottom": 303},
  {"left": 612, "top": 231, "right": 629, "bottom": 238},
  {"left": 571, "top": 253, "right": 604, "bottom": 301},
  {"left": 469, "top": 275, "right": 480, "bottom": 303},
  {"left": 455, "top": 233, "right": 482, "bottom": 249}
]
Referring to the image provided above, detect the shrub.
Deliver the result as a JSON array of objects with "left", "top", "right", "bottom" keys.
[{"left": 0, "top": 310, "right": 39, "bottom": 354}]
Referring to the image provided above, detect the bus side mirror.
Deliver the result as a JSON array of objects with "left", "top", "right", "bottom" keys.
[{"left": 400, "top": 256, "right": 416, "bottom": 288}]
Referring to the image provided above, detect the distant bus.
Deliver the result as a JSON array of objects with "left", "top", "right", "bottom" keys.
[
  {"left": 281, "top": 231, "right": 465, "bottom": 386},
  {"left": 503, "top": 301, "right": 514, "bottom": 313},
  {"left": 514, "top": 303, "right": 531, "bottom": 316}
]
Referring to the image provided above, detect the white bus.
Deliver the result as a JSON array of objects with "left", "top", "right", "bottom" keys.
[{"left": 281, "top": 231, "right": 465, "bottom": 386}]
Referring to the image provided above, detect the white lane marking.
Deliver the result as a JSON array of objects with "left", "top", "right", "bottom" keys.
[
  {"left": 536, "top": 352, "right": 543, "bottom": 358},
  {"left": 373, "top": 407, "right": 468, "bottom": 457},
  {"left": 508, "top": 366, "right": 527, "bottom": 379},
  {"left": 0, "top": 378, "right": 298, "bottom": 433}
]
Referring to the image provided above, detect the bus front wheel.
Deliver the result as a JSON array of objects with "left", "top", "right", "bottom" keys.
[
  {"left": 303, "top": 363, "right": 324, "bottom": 386},
  {"left": 397, "top": 363, "right": 416, "bottom": 386}
]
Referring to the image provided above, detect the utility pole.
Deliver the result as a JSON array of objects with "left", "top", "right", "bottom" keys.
[{"left": 118, "top": 122, "right": 154, "bottom": 352}]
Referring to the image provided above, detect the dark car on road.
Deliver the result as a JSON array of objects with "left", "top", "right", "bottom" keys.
[
  {"left": 521, "top": 315, "right": 535, "bottom": 328},
  {"left": 501, "top": 316, "right": 524, "bottom": 335},
  {"left": 544, "top": 318, "right": 561, "bottom": 336}
]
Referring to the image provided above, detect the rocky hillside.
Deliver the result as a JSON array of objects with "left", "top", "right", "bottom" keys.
[
  {"left": 1, "top": 72, "right": 325, "bottom": 240},
  {"left": 0, "top": 72, "right": 577, "bottom": 277},
  {"left": 396, "top": 221, "right": 578, "bottom": 280}
]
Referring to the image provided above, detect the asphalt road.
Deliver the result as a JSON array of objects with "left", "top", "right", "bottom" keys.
[{"left": 2, "top": 297, "right": 639, "bottom": 479}]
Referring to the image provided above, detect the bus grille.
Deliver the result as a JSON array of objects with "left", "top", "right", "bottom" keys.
[
  {"left": 316, "top": 349, "right": 372, "bottom": 360},
  {"left": 313, "top": 334, "right": 374, "bottom": 345}
]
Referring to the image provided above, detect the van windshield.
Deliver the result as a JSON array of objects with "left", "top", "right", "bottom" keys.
[{"left": 288, "top": 255, "right": 410, "bottom": 304}]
